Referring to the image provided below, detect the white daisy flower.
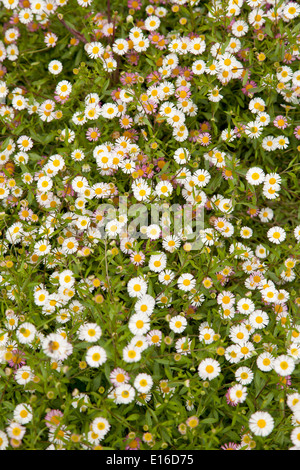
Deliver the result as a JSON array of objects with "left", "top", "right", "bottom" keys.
[
  {"left": 144, "top": 15, "right": 161, "bottom": 31},
  {"left": 148, "top": 252, "right": 167, "bottom": 273},
  {"left": 290, "top": 427, "right": 300, "bottom": 448},
  {"left": 249, "top": 411, "right": 274, "bottom": 437},
  {"left": 198, "top": 358, "right": 221, "bottom": 381},
  {"left": 42, "top": 333, "right": 70, "bottom": 360},
  {"left": 249, "top": 310, "right": 269, "bottom": 329},
  {"left": 246, "top": 167, "right": 265, "bottom": 185},
  {"left": 134, "top": 295, "right": 155, "bottom": 316},
  {"left": 199, "top": 327, "right": 215, "bottom": 344},
  {"left": 240, "top": 226, "right": 253, "bottom": 239},
  {"left": 237, "top": 341, "right": 255, "bottom": 359},
  {"left": 91, "top": 417, "right": 110, "bottom": 437},
  {"left": 86, "top": 345, "right": 107, "bottom": 367},
  {"left": 0, "top": 430, "right": 8, "bottom": 450},
  {"left": 112, "top": 38, "right": 129, "bottom": 55},
  {"left": 158, "top": 269, "right": 175, "bottom": 285},
  {"left": 273, "top": 354, "right": 295, "bottom": 376},
  {"left": 37, "top": 176, "right": 53, "bottom": 193},
  {"left": 175, "top": 336, "right": 192, "bottom": 355},
  {"left": 294, "top": 225, "right": 300, "bottom": 241},
  {"left": 229, "top": 324, "right": 250, "bottom": 343},
  {"left": 169, "top": 315, "right": 187, "bottom": 334},
  {"left": 287, "top": 392, "right": 300, "bottom": 411},
  {"left": 236, "top": 298, "right": 255, "bottom": 315},
  {"left": 188, "top": 37, "right": 206, "bottom": 55},
  {"left": 62, "top": 237, "right": 79, "bottom": 254},
  {"left": 132, "top": 178, "right": 152, "bottom": 202},
  {"left": 129, "top": 335, "right": 149, "bottom": 353},
  {"left": 55, "top": 80, "right": 72, "bottom": 97},
  {"left": 16, "top": 322, "right": 36, "bottom": 344},
  {"left": 128, "top": 313, "right": 150, "bottom": 336},
  {"left": 231, "top": 20, "right": 248, "bottom": 37},
  {"left": 276, "top": 135, "right": 289, "bottom": 149},
  {"left": 85, "top": 42, "right": 104, "bottom": 59},
  {"left": 267, "top": 226, "right": 286, "bottom": 244},
  {"left": 225, "top": 345, "right": 243, "bottom": 364},
  {"left": 192, "top": 59, "right": 206, "bottom": 75},
  {"left": 122, "top": 345, "right": 141, "bottom": 363},
  {"left": 155, "top": 181, "right": 173, "bottom": 198},
  {"left": 255, "top": 244, "right": 269, "bottom": 258},
  {"left": 14, "top": 366, "right": 34, "bottom": 385},
  {"left": 262, "top": 136, "right": 278, "bottom": 151},
  {"left": 217, "top": 291, "right": 235, "bottom": 307},
  {"left": 259, "top": 207, "right": 274, "bottom": 222},
  {"left": 13, "top": 404, "right": 33, "bottom": 424},
  {"left": 115, "top": 384, "right": 136, "bottom": 404},
  {"left": 229, "top": 384, "right": 248, "bottom": 404},
  {"left": 78, "top": 323, "right": 102, "bottom": 343},
  {"left": 287, "top": 343, "right": 300, "bottom": 360},
  {"left": 146, "top": 224, "right": 161, "bottom": 240},
  {"left": 101, "top": 103, "right": 119, "bottom": 119},
  {"left": 256, "top": 352, "right": 274, "bottom": 372},
  {"left": 194, "top": 169, "right": 211, "bottom": 187},
  {"left": 6, "top": 422, "right": 26, "bottom": 441},
  {"left": 177, "top": 273, "right": 196, "bottom": 292},
  {"left": 133, "top": 373, "right": 153, "bottom": 393},
  {"left": 235, "top": 366, "right": 254, "bottom": 385},
  {"left": 48, "top": 60, "right": 63, "bottom": 75},
  {"left": 127, "top": 276, "right": 148, "bottom": 298}
]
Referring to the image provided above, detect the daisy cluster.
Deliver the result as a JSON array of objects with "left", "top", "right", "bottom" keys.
[{"left": 0, "top": 0, "right": 299, "bottom": 451}]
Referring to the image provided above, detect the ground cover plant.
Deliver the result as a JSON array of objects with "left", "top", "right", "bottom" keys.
[{"left": 0, "top": 0, "right": 300, "bottom": 451}]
